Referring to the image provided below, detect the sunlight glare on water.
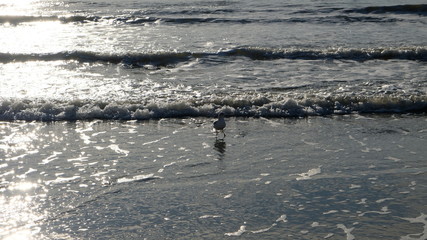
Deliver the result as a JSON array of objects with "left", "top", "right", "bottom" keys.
[
  {"left": 0, "top": 184, "right": 44, "bottom": 240},
  {"left": 0, "top": 125, "right": 37, "bottom": 155},
  {"left": 0, "top": 122, "right": 49, "bottom": 240},
  {"left": 0, "top": 21, "right": 73, "bottom": 53},
  {"left": 0, "top": 0, "right": 43, "bottom": 16},
  {"left": 0, "top": 0, "right": 426, "bottom": 238},
  {"left": 0, "top": 61, "right": 96, "bottom": 100}
]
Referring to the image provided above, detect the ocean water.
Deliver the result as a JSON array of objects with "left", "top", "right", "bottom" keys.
[
  {"left": 1, "top": 0, "right": 427, "bottom": 239},
  {"left": 0, "top": 0, "right": 426, "bottom": 119},
  {"left": 1, "top": 116, "right": 427, "bottom": 239}
]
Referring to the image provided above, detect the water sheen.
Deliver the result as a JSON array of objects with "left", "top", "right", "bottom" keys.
[
  {"left": 0, "top": 0, "right": 426, "bottom": 120},
  {"left": 0, "top": 0, "right": 427, "bottom": 239}
]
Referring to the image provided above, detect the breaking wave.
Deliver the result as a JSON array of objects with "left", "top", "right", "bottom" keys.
[
  {"left": 1, "top": 4, "right": 425, "bottom": 26},
  {"left": 347, "top": 4, "right": 427, "bottom": 15},
  {"left": 1, "top": 47, "right": 426, "bottom": 67},
  {"left": 0, "top": 51, "right": 193, "bottom": 68},
  {"left": 0, "top": 14, "right": 388, "bottom": 25},
  {"left": 0, "top": 14, "right": 263, "bottom": 25},
  {"left": 219, "top": 47, "right": 427, "bottom": 61},
  {"left": 1, "top": 94, "right": 426, "bottom": 121}
]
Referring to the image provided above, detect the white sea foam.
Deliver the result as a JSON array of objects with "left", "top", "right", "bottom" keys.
[
  {"left": 356, "top": 198, "right": 368, "bottom": 205},
  {"left": 45, "top": 176, "right": 81, "bottom": 185},
  {"left": 117, "top": 174, "right": 161, "bottom": 184},
  {"left": 225, "top": 225, "right": 246, "bottom": 237},
  {"left": 324, "top": 233, "right": 334, "bottom": 239},
  {"left": 199, "top": 215, "right": 222, "bottom": 219},
  {"left": 108, "top": 144, "right": 129, "bottom": 156},
  {"left": 323, "top": 210, "right": 339, "bottom": 215},
  {"left": 67, "top": 156, "right": 89, "bottom": 162},
  {"left": 376, "top": 198, "right": 394, "bottom": 203},
  {"left": 400, "top": 213, "right": 427, "bottom": 240},
  {"left": 163, "top": 162, "right": 176, "bottom": 168},
  {"left": 251, "top": 223, "right": 277, "bottom": 234},
  {"left": 311, "top": 222, "right": 326, "bottom": 227},
  {"left": 295, "top": 167, "right": 322, "bottom": 180},
  {"left": 276, "top": 214, "right": 288, "bottom": 223},
  {"left": 1, "top": 90, "right": 426, "bottom": 121},
  {"left": 358, "top": 206, "right": 391, "bottom": 216},
  {"left": 223, "top": 193, "right": 233, "bottom": 199},
  {"left": 337, "top": 224, "right": 355, "bottom": 240}
]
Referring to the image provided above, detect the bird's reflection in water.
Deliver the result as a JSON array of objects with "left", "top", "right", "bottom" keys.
[
  {"left": 213, "top": 139, "right": 226, "bottom": 170},
  {"left": 214, "top": 139, "right": 226, "bottom": 156}
]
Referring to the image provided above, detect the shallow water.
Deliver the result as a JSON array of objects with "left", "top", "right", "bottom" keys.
[
  {"left": 1, "top": 114, "right": 426, "bottom": 239},
  {"left": 1, "top": 0, "right": 427, "bottom": 120},
  {"left": 1, "top": 0, "right": 427, "bottom": 238}
]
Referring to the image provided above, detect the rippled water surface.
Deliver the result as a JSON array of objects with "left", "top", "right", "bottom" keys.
[
  {"left": 1, "top": 0, "right": 427, "bottom": 120},
  {"left": 1, "top": 0, "right": 427, "bottom": 239},
  {"left": 1, "top": 115, "right": 426, "bottom": 239}
]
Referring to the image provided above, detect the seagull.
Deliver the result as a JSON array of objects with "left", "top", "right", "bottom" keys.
[{"left": 213, "top": 112, "right": 226, "bottom": 137}]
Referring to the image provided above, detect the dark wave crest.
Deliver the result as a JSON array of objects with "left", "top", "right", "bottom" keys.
[
  {"left": 347, "top": 4, "right": 427, "bottom": 15},
  {"left": 0, "top": 12, "right": 412, "bottom": 26},
  {"left": 219, "top": 47, "right": 427, "bottom": 61},
  {"left": 1, "top": 4, "right": 425, "bottom": 26},
  {"left": 1, "top": 47, "right": 426, "bottom": 67},
  {"left": 0, "top": 51, "right": 193, "bottom": 68},
  {"left": 122, "top": 15, "right": 399, "bottom": 24}
]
